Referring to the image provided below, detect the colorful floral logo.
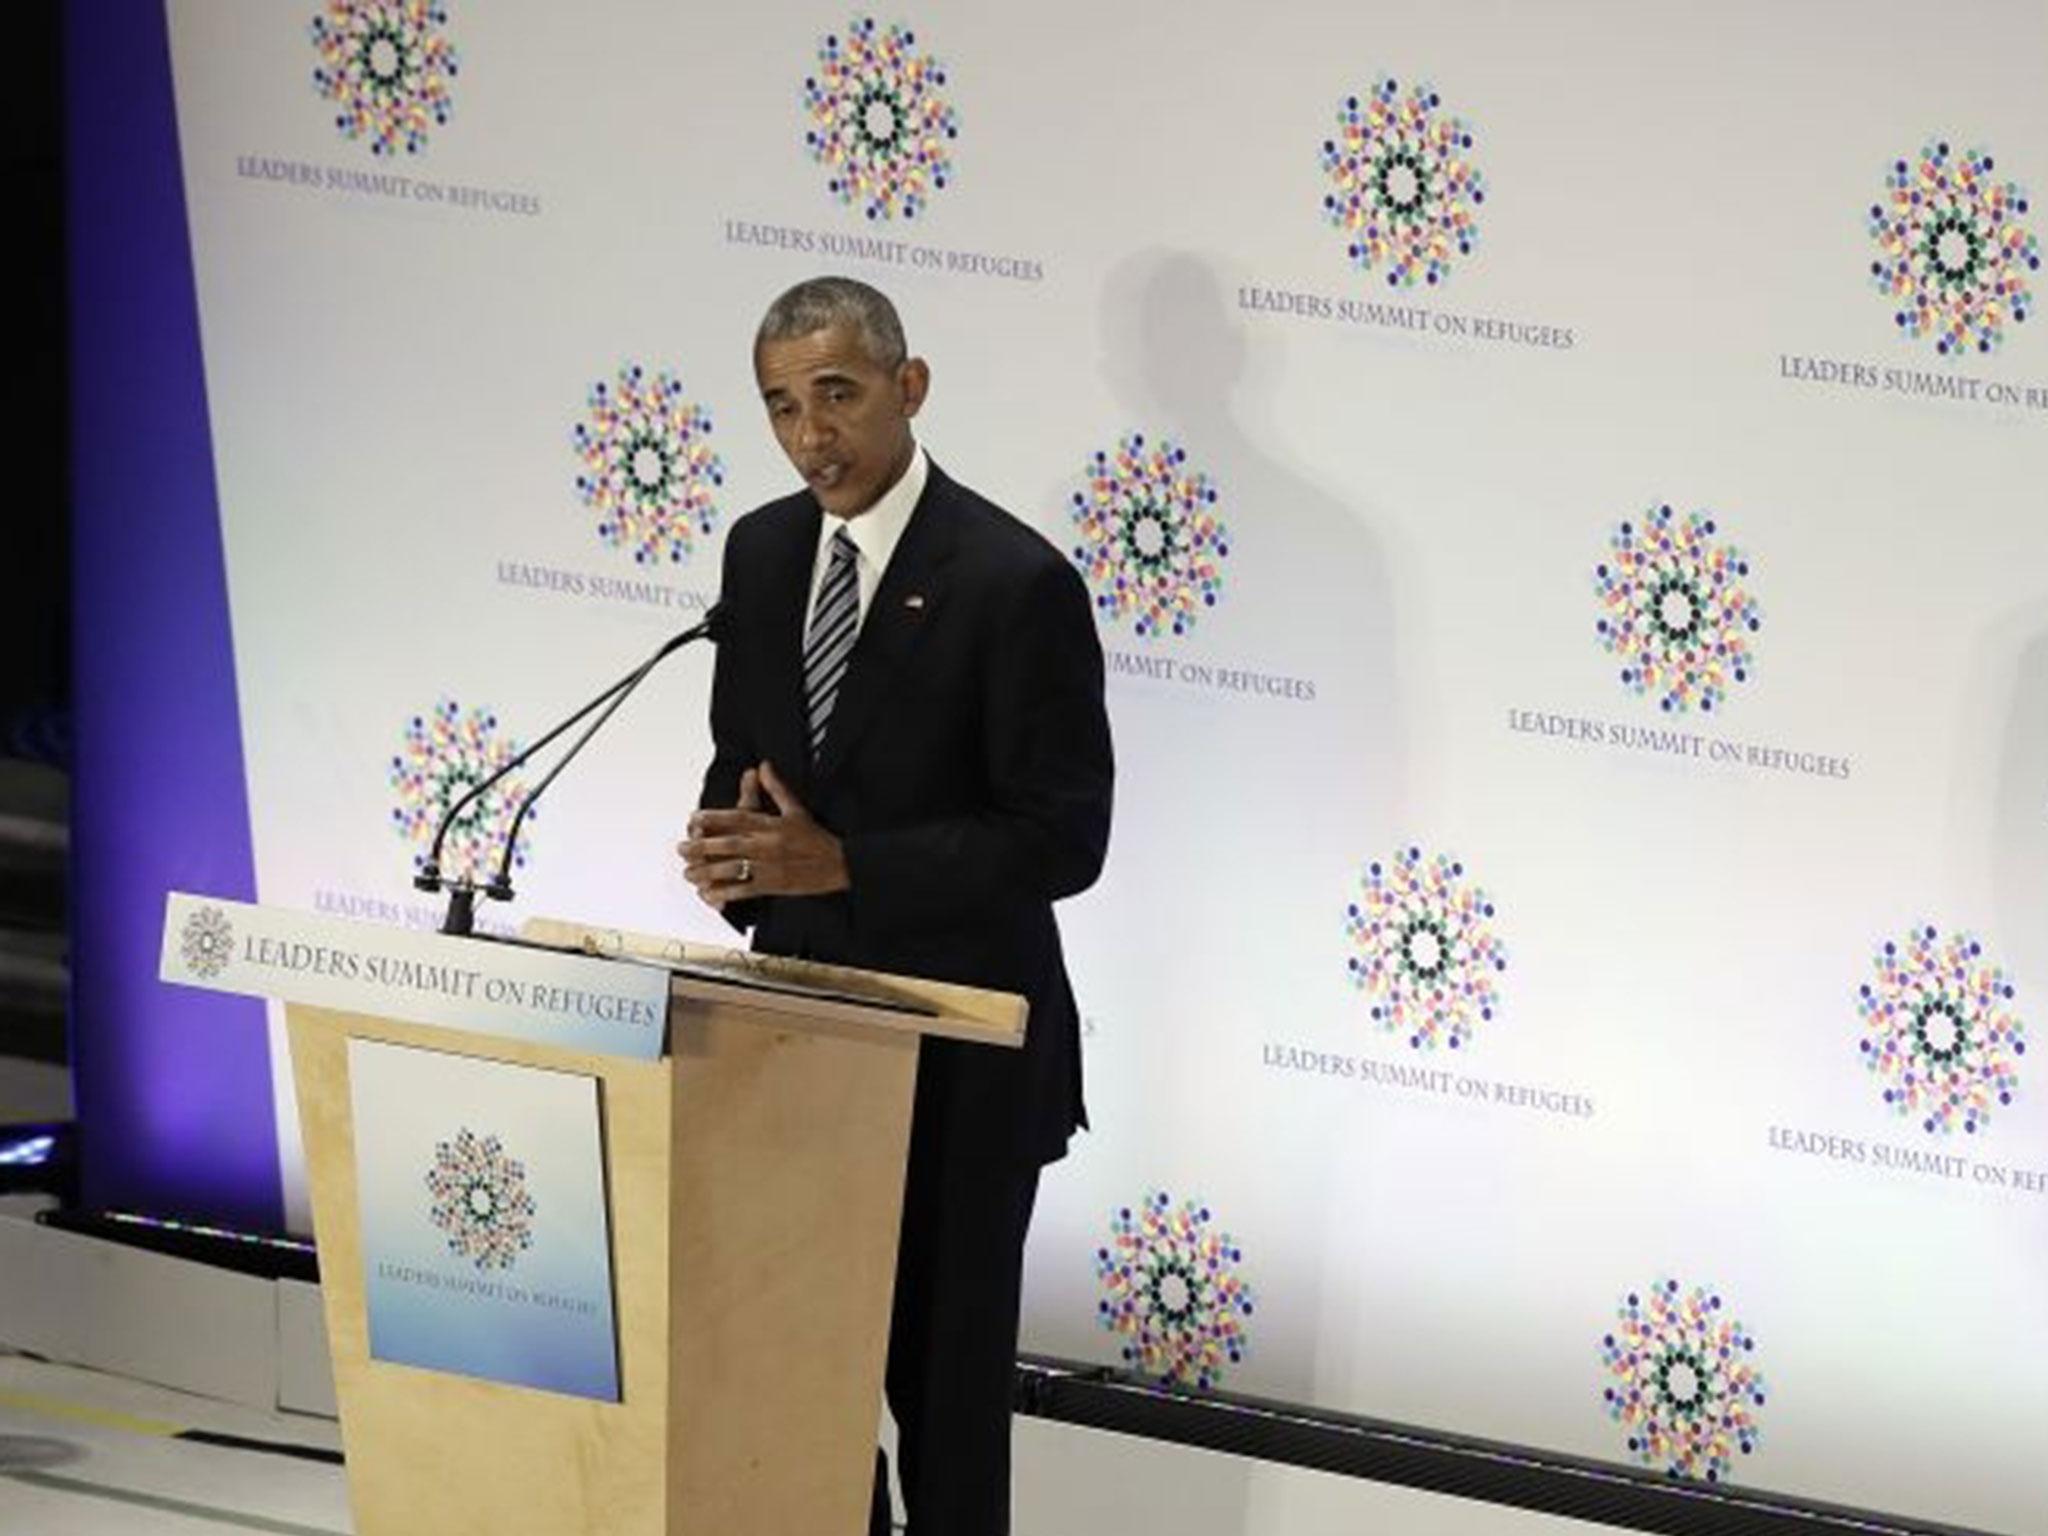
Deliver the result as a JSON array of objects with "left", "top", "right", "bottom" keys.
[
  {"left": 1868, "top": 140, "right": 2037, "bottom": 357},
  {"left": 1069, "top": 432, "right": 1228, "bottom": 641},
  {"left": 310, "top": 0, "right": 457, "bottom": 157},
  {"left": 1345, "top": 846, "right": 1506, "bottom": 1051},
  {"left": 1095, "top": 1190, "right": 1253, "bottom": 1390},
  {"left": 802, "top": 17, "right": 958, "bottom": 221},
  {"left": 388, "top": 699, "right": 532, "bottom": 883},
  {"left": 1320, "top": 76, "right": 1484, "bottom": 288},
  {"left": 426, "top": 1127, "right": 535, "bottom": 1271},
  {"left": 1857, "top": 924, "right": 2025, "bottom": 1136},
  {"left": 1600, "top": 1278, "right": 1765, "bottom": 1483},
  {"left": 572, "top": 366, "right": 725, "bottom": 566},
  {"left": 180, "top": 906, "right": 235, "bottom": 980},
  {"left": 1593, "top": 504, "right": 1761, "bottom": 716}
]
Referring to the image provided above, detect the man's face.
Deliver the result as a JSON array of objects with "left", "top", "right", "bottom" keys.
[{"left": 755, "top": 321, "right": 929, "bottom": 519}]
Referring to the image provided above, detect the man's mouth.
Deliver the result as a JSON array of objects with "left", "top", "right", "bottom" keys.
[{"left": 806, "top": 462, "right": 847, "bottom": 491}]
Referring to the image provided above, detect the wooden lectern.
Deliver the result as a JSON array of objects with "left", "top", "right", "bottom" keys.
[{"left": 285, "top": 918, "right": 1025, "bottom": 1536}]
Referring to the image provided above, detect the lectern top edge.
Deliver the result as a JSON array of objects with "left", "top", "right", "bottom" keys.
[{"left": 518, "top": 916, "right": 1027, "bottom": 1051}]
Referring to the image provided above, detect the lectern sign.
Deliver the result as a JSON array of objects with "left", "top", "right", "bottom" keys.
[
  {"left": 158, "top": 892, "right": 669, "bottom": 1059},
  {"left": 349, "top": 1039, "right": 620, "bottom": 1401}
]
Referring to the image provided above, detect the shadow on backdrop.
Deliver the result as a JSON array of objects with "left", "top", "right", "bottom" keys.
[{"left": 1087, "top": 247, "right": 1407, "bottom": 1429}]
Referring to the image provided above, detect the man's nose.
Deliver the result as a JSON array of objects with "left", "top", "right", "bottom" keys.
[{"left": 794, "top": 412, "right": 831, "bottom": 452}]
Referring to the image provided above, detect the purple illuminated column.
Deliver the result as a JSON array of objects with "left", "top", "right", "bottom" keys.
[{"left": 67, "top": 0, "right": 282, "bottom": 1229}]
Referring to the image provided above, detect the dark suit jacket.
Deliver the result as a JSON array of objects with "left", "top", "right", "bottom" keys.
[{"left": 700, "top": 462, "right": 1114, "bottom": 1167}]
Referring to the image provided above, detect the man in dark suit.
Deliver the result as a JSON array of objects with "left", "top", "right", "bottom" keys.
[{"left": 680, "top": 275, "right": 1113, "bottom": 1535}]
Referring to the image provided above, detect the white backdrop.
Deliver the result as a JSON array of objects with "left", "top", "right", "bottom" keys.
[{"left": 166, "top": 2, "right": 2047, "bottom": 1528}]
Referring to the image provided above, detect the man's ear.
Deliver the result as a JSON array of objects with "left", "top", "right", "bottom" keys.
[{"left": 899, "top": 356, "right": 931, "bottom": 419}]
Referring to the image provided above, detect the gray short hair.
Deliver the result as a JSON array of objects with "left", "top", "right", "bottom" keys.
[{"left": 755, "top": 276, "right": 908, "bottom": 370}]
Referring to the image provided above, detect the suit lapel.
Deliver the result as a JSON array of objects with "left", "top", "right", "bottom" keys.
[{"left": 814, "top": 468, "right": 958, "bottom": 780}]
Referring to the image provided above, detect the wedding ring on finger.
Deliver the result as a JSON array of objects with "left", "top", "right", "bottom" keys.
[{"left": 735, "top": 857, "right": 753, "bottom": 884}]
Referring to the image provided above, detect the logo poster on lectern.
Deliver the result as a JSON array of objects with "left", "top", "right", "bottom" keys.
[{"left": 348, "top": 1040, "right": 620, "bottom": 1401}]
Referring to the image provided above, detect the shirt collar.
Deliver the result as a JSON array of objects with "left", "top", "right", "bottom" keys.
[{"left": 822, "top": 443, "right": 927, "bottom": 576}]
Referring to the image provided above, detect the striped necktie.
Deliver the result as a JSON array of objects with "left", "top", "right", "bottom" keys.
[{"left": 803, "top": 527, "right": 861, "bottom": 758}]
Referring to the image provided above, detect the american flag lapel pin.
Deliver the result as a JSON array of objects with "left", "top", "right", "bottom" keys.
[{"left": 904, "top": 594, "right": 926, "bottom": 610}]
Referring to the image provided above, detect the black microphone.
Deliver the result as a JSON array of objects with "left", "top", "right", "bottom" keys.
[{"left": 417, "top": 603, "right": 725, "bottom": 935}]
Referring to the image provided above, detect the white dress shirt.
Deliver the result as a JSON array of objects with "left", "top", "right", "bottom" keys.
[{"left": 804, "top": 445, "right": 928, "bottom": 640}]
